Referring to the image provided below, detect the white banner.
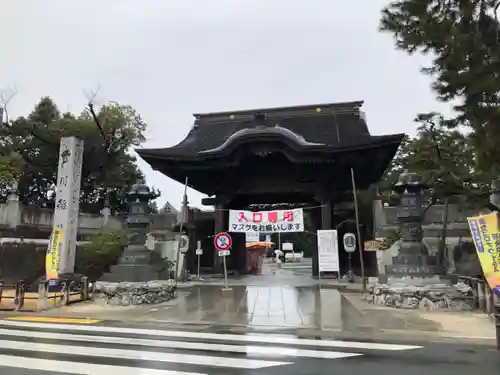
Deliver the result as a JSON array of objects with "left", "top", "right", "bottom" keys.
[
  {"left": 229, "top": 208, "right": 304, "bottom": 233},
  {"left": 317, "top": 229, "right": 339, "bottom": 272}
]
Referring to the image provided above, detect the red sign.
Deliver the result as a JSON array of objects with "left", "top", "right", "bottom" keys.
[
  {"left": 214, "top": 232, "right": 232, "bottom": 251},
  {"left": 228, "top": 208, "right": 304, "bottom": 233}
]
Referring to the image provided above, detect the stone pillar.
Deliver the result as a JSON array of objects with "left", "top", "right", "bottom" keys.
[
  {"left": 100, "top": 195, "right": 111, "bottom": 227},
  {"left": 385, "top": 171, "right": 442, "bottom": 282},
  {"left": 5, "top": 180, "right": 20, "bottom": 229},
  {"left": 372, "top": 195, "right": 385, "bottom": 238},
  {"left": 52, "top": 137, "right": 84, "bottom": 275},
  {"left": 100, "top": 181, "right": 160, "bottom": 282}
]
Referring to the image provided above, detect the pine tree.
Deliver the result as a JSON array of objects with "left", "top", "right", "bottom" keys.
[{"left": 381, "top": 0, "right": 500, "bottom": 176}]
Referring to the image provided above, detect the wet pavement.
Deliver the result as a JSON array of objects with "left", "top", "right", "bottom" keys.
[
  {"left": 0, "top": 318, "right": 498, "bottom": 375},
  {"left": 34, "top": 265, "right": 367, "bottom": 330},
  {"left": 2, "top": 260, "right": 496, "bottom": 346},
  {"left": 155, "top": 282, "right": 359, "bottom": 329}
]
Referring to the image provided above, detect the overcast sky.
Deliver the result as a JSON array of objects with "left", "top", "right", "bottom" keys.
[{"left": 1, "top": 0, "right": 450, "bottom": 210}]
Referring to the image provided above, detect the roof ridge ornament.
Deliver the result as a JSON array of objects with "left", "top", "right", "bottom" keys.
[{"left": 254, "top": 112, "right": 269, "bottom": 127}]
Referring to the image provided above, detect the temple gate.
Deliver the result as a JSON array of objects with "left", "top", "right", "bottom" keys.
[{"left": 137, "top": 101, "right": 403, "bottom": 277}]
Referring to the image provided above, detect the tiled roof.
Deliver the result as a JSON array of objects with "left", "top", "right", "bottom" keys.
[{"left": 137, "top": 101, "right": 403, "bottom": 160}]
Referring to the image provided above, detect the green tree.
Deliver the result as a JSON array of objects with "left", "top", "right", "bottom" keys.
[
  {"left": 1, "top": 97, "right": 146, "bottom": 212},
  {"left": 375, "top": 113, "right": 483, "bottom": 204},
  {"left": 0, "top": 151, "right": 23, "bottom": 186},
  {"left": 380, "top": 0, "right": 500, "bottom": 177}
]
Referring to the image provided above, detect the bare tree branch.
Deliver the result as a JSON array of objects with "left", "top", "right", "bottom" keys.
[
  {"left": 0, "top": 85, "right": 18, "bottom": 125},
  {"left": 83, "top": 85, "right": 101, "bottom": 105}
]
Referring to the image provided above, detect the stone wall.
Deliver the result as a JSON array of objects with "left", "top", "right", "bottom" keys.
[
  {"left": 0, "top": 201, "right": 123, "bottom": 237},
  {"left": 366, "top": 283, "right": 476, "bottom": 310},
  {"left": 93, "top": 280, "right": 177, "bottom": 305}
]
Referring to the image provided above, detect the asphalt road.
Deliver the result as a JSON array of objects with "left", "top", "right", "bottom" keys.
[{"left": 0, "top": 318, "right": 498, "bottom": 375}]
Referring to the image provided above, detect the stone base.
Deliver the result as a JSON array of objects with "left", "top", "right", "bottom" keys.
[
  {"left": 220, "top": 288, "right": 233, "bottom": 297},
  {"left": 385, "top": 275, "right": 451, "bottom": 286},
  {"left": 100, "top": 264, "right": 158, "bottom": 282},
  {"left": 384, "top": 264, "right": 447, "bottom": 286},
  {"left": 366, "top": 282, "right": 475, "bottom": 310},
  {"left": 92, "top": 280, "right": 176, "bottom": 306}
]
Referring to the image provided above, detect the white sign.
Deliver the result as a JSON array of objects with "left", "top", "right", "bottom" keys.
[
  {"left": 179, "top": 235, "right": 189, "bottom": 253},
  {"left": 218, "top": 250, "right": 230, "bottom": 256},
  {"left": 343, "top": 233, "right": 356, "bottom": 253},
  {"left": 317, "top": 229, "right": 339, "bottom": 272},
  {"left": 52, "top": 137, "right": 84, "bottom": 274},
  {"left": 245, "top": 232, "right": 260, "bottom": 242},
  {"left": 282, "top": 242, "right": 294, "bottom": 251},
  {"left": 228, "top": 208, "right": 304, "bottom": 233},
  {"left": 195, "top": 240, "right": 203, "bottom": 255},
  {"left": 265, "top": 234, "right": 271, "bottom": 242}
]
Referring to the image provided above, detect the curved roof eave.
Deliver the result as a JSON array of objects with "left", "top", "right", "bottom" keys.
[
  {"left": 135, "top": 133, "right": 405, "bottom": 163},
  {"left": 199, "top": 125, "right": 324, "bottom": 154}
]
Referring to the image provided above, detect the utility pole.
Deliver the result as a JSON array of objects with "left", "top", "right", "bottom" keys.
[
  {"left": 174, "top": 178, "right": 189, "bottom": 281},
  {"left": 351, "top": 168, "right": 366, "bottom": 293}
]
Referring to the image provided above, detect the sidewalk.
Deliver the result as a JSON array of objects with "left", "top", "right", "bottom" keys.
[{"left": 342, "top": 292, "right": 496, "bottom": 342}]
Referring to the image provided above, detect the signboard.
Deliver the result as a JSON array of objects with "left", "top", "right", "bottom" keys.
[
  {"left": 214, "top": 232, "right": 232, "bottom": 256},
  {"left": 343, "top": 233, "right": 356, "bottom": 253},
  {"left": 317, "top": 229, "right": 339, "bottom": 272},
  {"left": 45, "top": 228, "right": 63, "bottom": 281},
  {"left": 467, "top": 212, "right": 500, "bottom": 294},
  {"left": 245, "top": 232, "right": 260, "bottom": 242},
  {"left": 195, "top": 240, "right": 203, "bottom": 255},
  {"left": 282, "top": 242, "right": 293, "bottom": 251},
  {"left": 364, "top": 239, "right": 383, "bottom": 251},
  {"left": 229, "top": 208, "right": 304, "bottom": 233},
  {"left": 179, "top": 235, "right": 189, "bottom": 253}
]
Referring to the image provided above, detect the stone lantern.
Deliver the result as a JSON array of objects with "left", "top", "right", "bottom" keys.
[
  {"left": 100, "top": 180, "right": 161, "bottom": 282},
  {"left": 385, "top": 171, "right": 442, "bottom": 280}
]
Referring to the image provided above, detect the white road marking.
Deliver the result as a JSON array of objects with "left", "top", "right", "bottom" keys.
[
  {"left": 0, "top": 328, "right": 361, "bottom": 360},
  {"left": 0, "top": 320, "right": 423, "bottom": 351},
  {"left": 0, "top": 339, "right": 290, "bottom": 369},
  {"left": 0, "top": 354, "right": 205, "bottom": 375}
]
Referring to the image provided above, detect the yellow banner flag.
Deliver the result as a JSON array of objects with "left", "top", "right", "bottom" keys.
[
  {"left": 467, "top": 212, "right": 500, "bottom": 295},
  {"left": 45, "top": 228, "right": 63, "bottom": 281}
]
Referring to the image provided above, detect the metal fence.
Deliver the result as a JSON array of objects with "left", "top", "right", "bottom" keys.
[{"left": 0, "top": 277, "right": 91, "bottom": 311}]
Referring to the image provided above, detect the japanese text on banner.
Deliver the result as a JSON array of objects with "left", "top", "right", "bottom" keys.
[
  {"left": 317, "top": 229, "right": 339, "bottom": 272},
  {"left": 228, "top": 208, "right": 304, "bottom": 233},
  {"left": 467, "top": 212, "right": 500, "bottom": 295},
  {"left": 45, "top": 228, "right": 63, "bottom": 280}
]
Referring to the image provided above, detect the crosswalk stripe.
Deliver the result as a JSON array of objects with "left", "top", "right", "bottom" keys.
[
  {"left": 0, "top": 354, "right": 205, "bottom": 375},
  {"left": 0, "top": 328, "right": 362, "bottom": 360},
  {"left": 0, "top": 339, "right": 290, "bottom": 369},
  {"left": 0, "top": 320, "right": 423, "bottom": 351}
]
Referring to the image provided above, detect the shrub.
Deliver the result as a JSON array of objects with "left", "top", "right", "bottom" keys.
[
  {"left": 0, "top": 229, "right": 127, "bottom": 285},
  {"left": 75, "top": 228, "right": 128, "bottom": 281}
]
